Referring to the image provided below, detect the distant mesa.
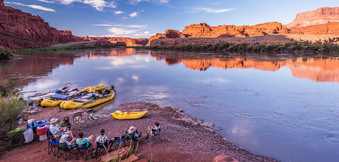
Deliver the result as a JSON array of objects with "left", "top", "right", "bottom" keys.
[
  {"left": 148, "top": 7, "right": 339, "bottom": 46},
  {"left": 286, "top": 7, "right": 339, "bottom": 28}
]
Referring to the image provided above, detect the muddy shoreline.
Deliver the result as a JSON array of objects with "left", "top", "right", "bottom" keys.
[{"left": 1, "top": 102, "right": 277, "bottom": 161}]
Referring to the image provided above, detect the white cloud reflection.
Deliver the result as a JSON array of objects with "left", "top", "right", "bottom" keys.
[{"left": 97, "top": 55, "right": 150, "bottom": 70}]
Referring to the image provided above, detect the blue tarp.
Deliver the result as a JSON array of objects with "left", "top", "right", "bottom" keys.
[{"left": 51, "top": 94, "right": 70, "bottom": 100}]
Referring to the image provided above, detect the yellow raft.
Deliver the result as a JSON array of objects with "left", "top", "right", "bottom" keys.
[
  {"left": 40, "top": 84, "right": 107, "bottom": 107},
  {"left": 111, "top": 110, "right": 148, "bottom": 120},
  {"left": 40, "top": 98, "right": 63, "bottom": 107},
  {"left": 81, "top": 84, "right": 107, "bottom": 93},
  {"left": 59, "top": 89, "right": 115, "bottom": 109}
]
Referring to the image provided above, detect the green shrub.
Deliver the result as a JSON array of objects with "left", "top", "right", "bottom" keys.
[
  {"left": 0, "top": 49, "right": 13, "bottom": 60},
  {"left": 0, "top": 77, "right": 26, "bottom": 151}
]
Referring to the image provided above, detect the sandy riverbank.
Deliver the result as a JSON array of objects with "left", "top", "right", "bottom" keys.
[{"left": 1, "top": 102, "right": 277, "bottom": 162}]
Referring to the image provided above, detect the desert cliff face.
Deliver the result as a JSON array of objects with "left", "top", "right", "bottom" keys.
[
  {"left": 182, "top": 22, "right": 289, "bottom": 38},
  {"left": 149, "top": 7, "right": 339, "bottom": 46},
  {"left": 148, "top": 22, "right": 290, "bottom": 45},
  {"left": 287, "top": 7, "right": 339, "bottom": 28},
  {"left": 289, "top": 22, "right": 339, "bottom": 35},
  {"left": 84, "top": 36, "right": 148, "bottom": 46},
  {"left": 0, "top": 0, "right": 80, "bottom": 49}
]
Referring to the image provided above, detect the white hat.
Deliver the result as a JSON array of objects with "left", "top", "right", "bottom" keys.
[
  {"left": 128, "top": 126, "right": 136, "bottom": 134},
  {"left": 50, "top": 118, "right": 58, "bottom": 124}
]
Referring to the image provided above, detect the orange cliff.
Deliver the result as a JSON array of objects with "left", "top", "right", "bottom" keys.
[
  {"left": 84, "top": 36, "right": 148, "bottom": 47},
  {"left": 0, "top": 0, "right": 81, "bottom": 49},
  {"left": 286, "top": 7, "right": 339, "bottom": 28},
  {"left": 147, "top": 22, "right": 290, "bottom": 45},
  {"left": 148, "top": 7, "right": 339, "bottom": 46}
]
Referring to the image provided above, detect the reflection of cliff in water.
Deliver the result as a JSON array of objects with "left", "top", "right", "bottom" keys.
[
  {"left": 1, "top": 49, "right": 338, "bottom": 87},
  {"left": 0, "top": 48, "right": 138, "bottom": 86},
  {"left": 150, "top": 51, "right": 339, "bottom": 83}
]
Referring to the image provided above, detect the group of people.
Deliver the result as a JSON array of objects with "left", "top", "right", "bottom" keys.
[{"left": 48, "top": 116, "right": 161, "bottom": 152}]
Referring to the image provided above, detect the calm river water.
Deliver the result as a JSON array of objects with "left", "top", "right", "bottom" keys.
[{"left": 1, "top": 48, "right": 338, "bottom": 162}]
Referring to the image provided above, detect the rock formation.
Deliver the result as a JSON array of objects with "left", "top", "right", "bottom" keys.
[
  {"left": 182, "top": 22, "right": 289, "bottom": 38},
  {"left": 84, "top": 36, "right": 148, "bottom": 46},
  {"left": 289, "top": 22, "right": 339, "bottom": 35},
  {"left": 286, "top": 7, "right": 339, "bottom": 28},
  {"left": 0, "top": 0, "right": 80, "bottom": 49},
  {"left": 148, "top": 22, "right": 290, "bottom": 45}
]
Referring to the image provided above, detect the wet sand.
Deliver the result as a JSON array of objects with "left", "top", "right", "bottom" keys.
[{"left": 1, "top": 102, "right": 277, "bottom": 162}]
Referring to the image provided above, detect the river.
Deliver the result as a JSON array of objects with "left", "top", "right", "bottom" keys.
[{"left": 0, "top": 48, "right": 338, "bottom": 162}]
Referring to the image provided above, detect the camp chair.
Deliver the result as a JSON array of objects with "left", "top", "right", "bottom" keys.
[
  {"left": 87, "top": 110, "right": 97, "bottom": 121},
  {"left": 73, "top": 112, "right": 85, "bottom": 129},
  {"left": 57, "top": 142, "right": 76, "bottom": 160},
  {"left": 126, "top": 131, "right": 141, "bottom": 147},
  {"left": 76, "top": 143, "right": 92, "bottom": 160},
  {"left": 95, "top": 142, "right": 108, "bottom": 158},
  {"left": 147, "top": 127, "right": 161, "bottom": 144},
  {"left": 111, "top": 136, "right": 126, "bottom": 150},
  {"left": 47, "top": 130, "right": 59, "bottom": 156}
]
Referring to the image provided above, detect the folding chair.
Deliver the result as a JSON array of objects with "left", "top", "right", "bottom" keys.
[
  {"left": 47, "top": 130, "right": 59, "bottom": 156},
  {"left": 111, "top": 136, "right": 126, "bottom": 150},
  {"left": 73, "top": 112, "right": 85, "bottom": 129},
  {"left": 148, "top": 128, "right": 161, "bottom": 144},
  {"left": 126, "top": 131, "right": 140, "bottom": 148},
  {"left": 76, "top": 144, "right": 91, "bottom": 160},
  {"left": 95, "top": 142, "right": 108, "bottom": 158},
  {"left": 57, "top": 142, "right": 76, "bottom": 160},
  {"left": 87, "top": 110, "right": 97, "bottom": 120}
]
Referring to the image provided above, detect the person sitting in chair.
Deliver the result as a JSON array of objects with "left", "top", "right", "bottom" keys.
[
  {"left": 59, "top": 131, "right": 76, "bottom": 149},
  {"left": 49, "top": 118, "right": 66, "bottom": 138},
  {"left": 60, "top": 116, "right": 72, "bottom": 130},
  {"left": 76, "top": 132, "right": 94, "bottom": 148},
  {"left": 126, "top": 126, "right": 141, "bottom": 141},
  {"left": 146, "top": 122, "right": 161, "bottom": 139},
  {"left": 95, "top": 129, "right": 113, "bottom": 148}
]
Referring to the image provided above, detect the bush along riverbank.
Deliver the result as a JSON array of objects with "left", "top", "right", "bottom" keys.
[
  {"left": 0, "top": 78, "right": 26, "bottom": 152},
  {"left": 135, "top": 41, "right": 339, "bottom": 55},
  {"left": 0, "top": 49, "right": 13, "bottom": 60}
]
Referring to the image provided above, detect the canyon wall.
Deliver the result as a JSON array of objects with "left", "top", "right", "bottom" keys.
[
  {"left": 286, "top": 7, "right": 339, "bottom": 28},
  {"left": 148, "top": 7, "right": 339, "bottom": 46},
  {"left": 84, "top": 36, "right": 148, "bottom": 46},
  {"left": 0, "top": 0, "right": 80, "bottom": 49}
]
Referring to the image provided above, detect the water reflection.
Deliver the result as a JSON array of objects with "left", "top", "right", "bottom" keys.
[{"left": 0, "top": 48, "right": 338, "bottom": 162}]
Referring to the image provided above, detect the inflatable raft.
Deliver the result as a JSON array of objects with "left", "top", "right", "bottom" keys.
[
  {"left": 111, "top": 110, "right": 147, "bottom": 120},
  {"left": 59, "top": 88, "right": 115, "bottom": 109}
]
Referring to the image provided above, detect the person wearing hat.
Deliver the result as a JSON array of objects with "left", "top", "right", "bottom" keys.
[
  {"left": 126, "top": 126, "right": 141, "bottom": 141},
  {"left": 49, "top": 118, "right": 66, "bottom": 138}
]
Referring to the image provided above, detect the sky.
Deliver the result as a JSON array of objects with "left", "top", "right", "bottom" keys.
[{"left": 3, "top": 0, "right": 339, "bottom": 38}]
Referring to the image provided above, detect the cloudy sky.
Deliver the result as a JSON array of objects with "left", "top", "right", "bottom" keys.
[{"left": 4, "top": 0, "right": 339, "bottom": 38}]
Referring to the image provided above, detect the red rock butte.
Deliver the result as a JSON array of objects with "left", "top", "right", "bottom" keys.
[{"left": 286, "top": 7, "right": 339, "bottom": 28}]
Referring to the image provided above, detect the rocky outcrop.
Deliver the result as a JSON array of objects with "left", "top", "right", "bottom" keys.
[
  {"left": 84, "top": 36, "right": 148, "bottom": 46},
  {"left": 147, "top": 29, "right": 188, "bottom": 45},
  {"left": 287, "top": 7, "right": 339, "bottom": 28},
  {"left": 0, "top": 0, "right": 81, "bottom": 49},
  {"left": 182, "top": 22, "right": 289, "bottom": 38},
  {"left": 289, "top": 22, "right": 339, "bottom": 35}
]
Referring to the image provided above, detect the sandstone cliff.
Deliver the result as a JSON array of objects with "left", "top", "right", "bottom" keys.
[
  {"left": 287, "top": 7, "right": 339, "bottom": 28},
  {"left": 84, "top": 36, "right": 148, "bottom": 46},
  {"left": 0, "top": 0, "right": 80, "bottom": 49},
  {"left": 289, "top": 22, "right": 339, "bottom": 35},
  {"left": 148, "top": 22, "right": 289, "bottom": 45}
]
